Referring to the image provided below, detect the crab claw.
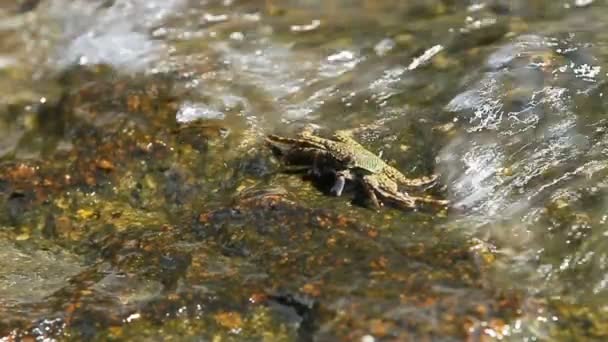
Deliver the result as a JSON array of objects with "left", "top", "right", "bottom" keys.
[{"left": 330, "top": 175, "right": 346, "bottom": 196}]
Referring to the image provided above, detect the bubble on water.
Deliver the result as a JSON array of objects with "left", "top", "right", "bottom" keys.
[
  {"left": 575, "top": 0, "right": 594, "bottom": 7},
  {"left": 203, "top": 13, "right": 228, "bottom": 23},
  {"left": 572, "top": 63, "right": 601, "bottom": 81},
  {"left": 320, "top": 50, "right": 361, "bottom": 78},
  {"left": 0, "top": 56, "right": 17, "bottom": 69},
  {"left": 290, "top": 19, "right": 321, "bottom": 32},
  {"left": 124, "top": 312, "right": 141, "bottom": 323},
  {"left": 467, "top": 3, "right": 487, "bottom": 12},
  {"left": 593, "top": 270, "right": 608, "bottom": 293},
  {"left": 407, "top": 44, "right": 443, "bottom": 70},
  {"left": 211, "top": 38, "right": 349, "bottom": 123},
  {"left": 368, "top": 66, "right": 407, "bottom": 103},
  {"left": 486, "top": 35, "right": 545, "bottom": 70},
  {"left": 373, "top": 38, "right": 395, "bottom": 56},
  {"left": 215, "top": 41, "right": 307, "bottom": 100},
  {"left": 445, "top": 76, "right": 504, "bottom": 132},
  {"left": 64, "top": 29, "right": 164, "bottom": 70},
  {"left": 230, "top": 31, "right": 245, "bottom": 41},
  {"left": 441, "top": 139, "right": 508, "bottom": 215},
  {"left": 285, "top": 86, "right": 337, "bottom": 120},
  {"left": 361, "top": 335, "right": 375, "bottom": 342},
  {"left": 176, "top": 102, "right": 225, "bottom": 122}
]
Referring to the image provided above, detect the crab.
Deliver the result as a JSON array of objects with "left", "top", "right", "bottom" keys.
[{"left": 266, "top": 129, "right": 448, "bottom": 210}]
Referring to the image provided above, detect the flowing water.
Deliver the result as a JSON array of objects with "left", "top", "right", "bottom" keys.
[{"left": 2, "top": 0, "right": 608, "bottom": 340}]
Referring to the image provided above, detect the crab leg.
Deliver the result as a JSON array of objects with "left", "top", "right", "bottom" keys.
[
  {"left": 268, "top": 143, "right": 327, "bottom": 176},
  {"left": 373, "top": 184, "right": 448, "bottom": 210},
  {"left": 265, "top": 134, "right": 326, "bottom": 151},
  {"left": 290, "top": 147, "right": 333, "bottom": 177},
  {"left": 361, "top": 179, "right": 382, "bottom": 209},
  {"left": 405, "top": 194, "right": 449, "bottom": 207},
  {"left": 392, "top": 171, "right": 439, "bottom": 188}
]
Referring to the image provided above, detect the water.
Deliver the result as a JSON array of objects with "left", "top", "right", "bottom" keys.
[{"left": 2, "top": 0, "right": 608, "bottom": 340}]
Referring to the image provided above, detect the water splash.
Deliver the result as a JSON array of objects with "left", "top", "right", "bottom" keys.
[
  {"left": 47, "top": 0, "right": 187, "bottom": 72},
  {"left": 442, "top": 33, "right": 597, "bottom": 222}
]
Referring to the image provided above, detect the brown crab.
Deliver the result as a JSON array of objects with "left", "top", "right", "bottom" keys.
[{"left": 266, "top": 129, "right": 448, "bottom": 210}]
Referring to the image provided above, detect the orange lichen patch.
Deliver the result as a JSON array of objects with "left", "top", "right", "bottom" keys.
[
  {"left": 369, "top": 256, "right": 388, "bottom": 270},
  {"left": 64, "top": 301, "right": 81, "bottom": 325},
  {"left": 366, "top": 229, "right": 378, "bottom": 238},
  {"left": 142, "top": 243, "right": 155, "bottom": 252},
  {"left": 300, "top": 230, "right": 313, "bottom": 241},
  {"left": 6, "top": 163, "right": 37, "bottom": 181},
  {"left": 497, "top": 294, "right": 523, "bottom": 312},
  {"left": 42, "top": 177, "right": 55, "bottom": 187},
  {"left": 314, "top": 215, "right": 332, "bottom": 229},
  {"left": 408, "top": 243, "right": 427, "bottom": 256},
  {"left": 55, "top": 215, "right": 73, "bottom": 237},
  {"left": 473, "top": 304, "right": 488, "bottom": 316},
  {"left": 278, "top": 253, "right": 290, "bottom": 265},
  {"left": 418, "top": 297, "right": 438, "bottom": 308},
  {"left": 442, "top": 312, "right": 456, "bottom": 324},
  {"left": 464, "top": 318, "right": 509, "bottom": 341},
  {"left": 462, "top": 317, "right": 476, "bottom": 338},
  {"left": 487, "top": 319, "right": 507, "bottom": 336},
  {"left": 84, "top": 172, "right": 97, "bottom": 186},
  {"left": 96, "top": 158, "right": 115, "bottom": 171},
  {"left": 241, "top": 193, "right": 289, "bottom": 207},
  {"left": 326, "top": 236, "right": 337, "bottom": 247},
  {"left": 127, "top": 94, "right": 141, "bottom": 112},
  {"left": 300, "top": 282, "right": 321, "bottom": 297},
  {"left": 369, "top": 319, "right": 393, "bottom": 338},
  {"left": 333, "top": 229, "right": 347, "bottom": 236},
  {"left": 248, "top": 292, "right": 268, "bottom": 304},
  {"left": 214, "top": 311, "right": 243, "bottom": 330},
  {"left": 198, "top": 212, "right": 211, "bottom": 223},
  {"left": 335, "top": 215, "right": 350, "bottom": 228}
]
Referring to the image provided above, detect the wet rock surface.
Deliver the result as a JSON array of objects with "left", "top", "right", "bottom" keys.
[{"left": 0, "top": 184, "right": 519, "bottom": 340}]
